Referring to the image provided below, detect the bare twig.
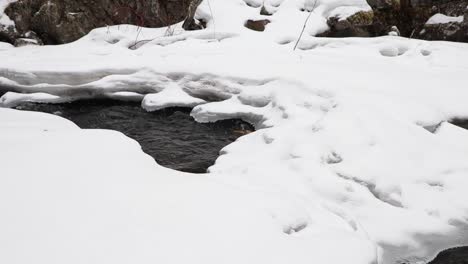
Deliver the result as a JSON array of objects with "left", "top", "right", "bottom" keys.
[
  {"left": 409, "top": 28, "right": 416, "bottom": 39},
  {"left": 293, "top": 0, "right": 318, "bottom": 51},
  {"left": 134, "top": 26, "right": 142, "bottom": 46},
  {"left": 164, "top": 25, "right": 175, "bottom": 37},
  {"left": 207, "top": 0, "right": 216, "bottom": 40},
  {"left": 128, "top": 38, "right": 154, "bottom": 50}
]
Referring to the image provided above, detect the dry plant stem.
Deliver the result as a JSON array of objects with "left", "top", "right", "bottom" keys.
[
  {"left": 207, "top": 0, "right": 216, "bottom": 40},
  {"left": 293, "top": 0, "right": 317, "bottom": 51},
  {"left": 134, "top": 26, "right": 142, "bottom": 45}
]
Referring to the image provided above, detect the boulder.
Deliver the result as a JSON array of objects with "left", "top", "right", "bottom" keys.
[
  {"left": 3, "top": 0, "right": 203, "bottom": 45},
  {"left": 320, "top": 0, "right": 468, "bottom": 42},
  {"left": 244, "top": 19, "right": 271, "bottom": 32},
  {"left": 369, "top": 0, "right": 468, "bottom": 39},
  {"left": 318, "top": 10, "right": 375, "bottom": 38},
  {"left": 419, "top": 16, "right": 467, "bottom": 42},
  {"left": 0, "top": 24, "right": 18, "bottom": 44}
]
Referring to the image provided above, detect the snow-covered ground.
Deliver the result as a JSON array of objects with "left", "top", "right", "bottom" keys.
[
  {"left": 1, "top": 0, "right": 468, "bottom": 264},
  {"left": 0, "top": 0, "right": 16, "bottom": 26}
]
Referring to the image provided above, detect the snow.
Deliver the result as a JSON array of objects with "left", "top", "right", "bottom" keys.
[
  {"left": 0, "top": 107, "right": 377, "bottom": 264},
  {"left": 426, "top": 13, "right": 464, "bottom": 25},
  {"left": 1, "top": 0, "right": 468, "bottom": 264},
  {"left": 0, "top": 92, "right": 67, "bottom": 107},
  {"left": 142, "top": 83, "right": 206, "bottom": 111},
  {"left": 0, "top": 0, "right": 16, "bottom": 26},
  {"left": 327, "top": 5, "right": 370, "bottom": 20}
]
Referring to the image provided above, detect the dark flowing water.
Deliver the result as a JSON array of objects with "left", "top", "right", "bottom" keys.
[{"left": 15, "top": 100, "right": 254, "bottom": 173}]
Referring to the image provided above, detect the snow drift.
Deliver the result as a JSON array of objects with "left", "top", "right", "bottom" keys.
[{"left": 1, "top": 0, "right": 468, "bottom": 264}]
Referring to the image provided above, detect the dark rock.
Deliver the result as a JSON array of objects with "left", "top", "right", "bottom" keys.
[
  {"left": 428, "top": 246, "right": 468, "bottom": 264},
  {"left": 368, "top": 0, "right": 468, "bottom": 40},
  {"left": 319, "top": 0, "right": 468, "bottom": 42},
  {"left": 260, "top": 5, "right": 274, "bottom": 16},
  {"left": 367, "top": 0, "right": 401, "bottom": 10},
  {"left": 318, "top": 11, "right": 374, "bottom": 38},
  {"left": 182, "top": 0, "right": 203, "bottom": 30},
  {"left": 3, "top": 0, "right": 203, "bottom": 45},
  {"left": 420, "top": 20, "right": 467, "bottom": 42},
  {"left": 13, "top": 31, "right": 43, "bottom": 47},
  {"left": 244, "top": 19, "right": 270, "bottom": 32},
  {"left": 419, "top": 4, "right": 468, "bottom": 42},
  {"left": 0, "top": 24, "right": 18, "bottom": 44}
]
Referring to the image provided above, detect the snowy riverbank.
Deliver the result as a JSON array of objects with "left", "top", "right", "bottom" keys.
[{"left": 1, "top": 0, "right": 468, "bottom": 263}]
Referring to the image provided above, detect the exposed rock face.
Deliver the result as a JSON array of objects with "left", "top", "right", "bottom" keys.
[
  {"left": 182, "top": 0, "right": 204, "bottom": 30},
  {"left": 420, "top": 17, "right": 467, "bottom": 41},
  {"left": 369, "top": 0, "right": 468, "bottom": 39},
  {"left": 318, "top": 11, "right": 375, "bottom": 38},
  {"left": 320, "top": 0, "right": 468, "bottom": 42},
  {"left": 0, "top": 24, "right": 16, "bottom": 44},
  {"left": 1, "top": 0, "right": 203, "bottom": 45}
]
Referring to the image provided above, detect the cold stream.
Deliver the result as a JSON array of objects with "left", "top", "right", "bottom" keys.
[
  {"left": 15, "top": 100, "right": 254, "bottom": 173},
  {"left": 8, "top": 99, "right": 468, "bottom": 264}
]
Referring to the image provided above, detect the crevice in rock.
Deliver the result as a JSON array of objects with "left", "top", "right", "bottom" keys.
[{"left": 318, "top": 0, "right": 468, "bottom": 43}]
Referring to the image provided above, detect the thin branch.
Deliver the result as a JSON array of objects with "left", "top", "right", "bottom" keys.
[
  {"left": 134, "top": 26, "right": 142, "bottom": 46},
  {"left": 128, "top": 38, "right": 153, "bottom": 50},
  {"left": 207, "top": 0, "right": 216, "bottom": 40},
  {"left": 293, "top": 0, "right": 318, "bottom": 51}
]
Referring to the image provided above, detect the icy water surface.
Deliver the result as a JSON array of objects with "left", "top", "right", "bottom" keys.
[{"left": 16, "top": 100, "right": 254, "bottom": 173}]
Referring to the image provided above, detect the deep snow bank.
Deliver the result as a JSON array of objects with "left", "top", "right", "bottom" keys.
[
  {"left": 1, "top": 0, "right": 468, "bottom": 264},
  {"left": 0, "top": 107, "right": 377, "bottom": 264}
]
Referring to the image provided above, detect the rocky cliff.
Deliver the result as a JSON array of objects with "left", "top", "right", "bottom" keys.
[
  {"left": 0, "top": 0, "right": 202, "bottom": 45},
  {"left": 2, "top": 0, "right": 468, "bottom": 45}
]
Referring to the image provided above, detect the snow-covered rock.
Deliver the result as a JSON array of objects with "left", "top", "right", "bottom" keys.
[
  {"left": 0, "top": 0, "right": 202, "bottom": 44},
  {"left": 426, "top": 13, "right": 464, "bottom": 25}
]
